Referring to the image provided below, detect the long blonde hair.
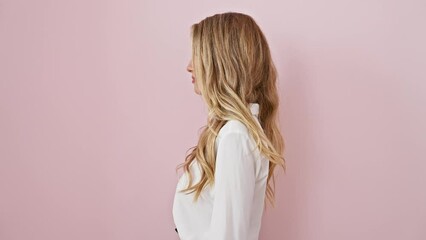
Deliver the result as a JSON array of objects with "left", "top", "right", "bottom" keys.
[{"left": 176, "top": 12, "right": 286, "bottom": 209}]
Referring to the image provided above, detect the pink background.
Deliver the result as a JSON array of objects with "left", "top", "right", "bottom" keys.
[{"left": 1, "top": 0, "right": 425, "bottom": 239}]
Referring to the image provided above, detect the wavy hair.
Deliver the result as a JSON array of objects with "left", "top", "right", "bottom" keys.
[{"left": 176, "top": 12, "right": 286, "bottom": 209}]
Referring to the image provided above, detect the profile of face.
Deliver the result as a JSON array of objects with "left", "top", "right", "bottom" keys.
[{"left": 186, "top": 59, "right": 201, "bottom": 95}]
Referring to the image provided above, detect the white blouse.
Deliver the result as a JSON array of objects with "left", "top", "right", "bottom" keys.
[{"left": 172, "top": 103, "right": 270, "bottom": 240}]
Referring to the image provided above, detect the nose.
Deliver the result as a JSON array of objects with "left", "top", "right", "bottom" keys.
[{"left": 186, "top": 60, "right": 193, "bottom": 73}]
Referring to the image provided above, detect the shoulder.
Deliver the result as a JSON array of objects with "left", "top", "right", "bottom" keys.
[
  {"left": 215, "top": 120, "right": 254, "bottom": 149},
  {"left": 217, "top": 119, "right": 250, "bottom": 138},
  {"left": 214, "top": 120, "right": 262, "bottom": 172}
]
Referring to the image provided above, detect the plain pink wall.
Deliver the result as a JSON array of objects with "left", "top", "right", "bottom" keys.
[{"left": 0, "top": 0, "right": 425, "bottom": 239}]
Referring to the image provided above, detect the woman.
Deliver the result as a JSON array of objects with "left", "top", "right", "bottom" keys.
[{"left": 172, "top": 12, "right": 286, "bottom": 240}]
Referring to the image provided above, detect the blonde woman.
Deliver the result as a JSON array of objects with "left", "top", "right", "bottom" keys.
[{"left": 172, "top": 12, "right": 286, "bottom": 240}]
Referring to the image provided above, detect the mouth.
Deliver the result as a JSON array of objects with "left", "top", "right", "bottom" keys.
[{"left": 191, "top": 76, "right": 195, "bottom": 83}]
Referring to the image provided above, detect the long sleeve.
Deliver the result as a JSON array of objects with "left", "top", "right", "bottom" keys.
[{"left": 203, "top": 131, "right": 257, "bottom": 240}]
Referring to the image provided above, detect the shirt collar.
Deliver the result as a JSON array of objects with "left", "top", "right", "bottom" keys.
[{"left": 249, "top": 103, "right": 259, "bottom": 116}]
